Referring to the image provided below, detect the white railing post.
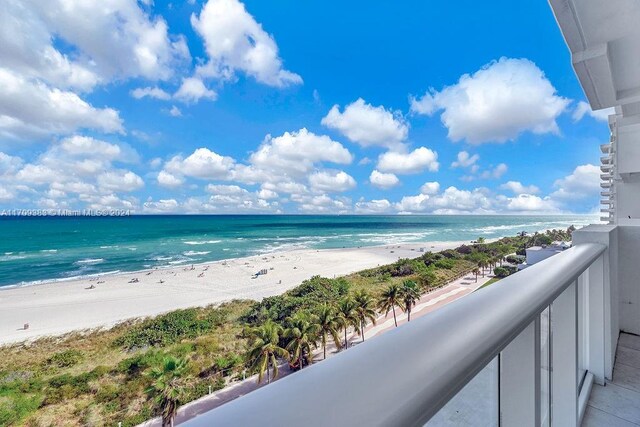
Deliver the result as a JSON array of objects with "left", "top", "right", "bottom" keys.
[
  {"left": 551, "top": 280, "right": 578, "bottom": 426},
  {"left": 586, "top": 254, "right": 606, "bottom": 385},
  {"left": 500, "top": 319, "right": 540, "bottom": 426}
]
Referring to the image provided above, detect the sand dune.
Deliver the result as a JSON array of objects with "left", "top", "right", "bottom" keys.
[{"left": 0, "top": 241, "right": 467, "bottom": 345}]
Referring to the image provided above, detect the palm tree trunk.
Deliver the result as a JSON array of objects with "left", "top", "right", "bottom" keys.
[
  {"left": 267, "top": 361, "right": 271, "bottom": 384},
  {"left": 360, "top": 320, "right": 365, "bottom": 342},
  {"left": 344, "top": 327, "right": 348, "bottom": 349},
  {"left": 392, "top": 305, "right": 398, "bottom": 327},
  {"left": 407, "top": 307, "right": 411, "bottom": 322},
  {"left": 323, "top": 341, "right": 327, "bottom": 359}
]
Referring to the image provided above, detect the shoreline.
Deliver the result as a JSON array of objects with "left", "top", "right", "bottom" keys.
[
  {"left": 0, "top": 240, "right": 472, "bottom": 345},
  {"left": 0, "top": 241, "right": 453, "bottom": 291}
]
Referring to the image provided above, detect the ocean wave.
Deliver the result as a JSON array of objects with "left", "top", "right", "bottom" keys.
[
  {"left": 40, "top": 249, "right": 57, "bottom": 253},
  {"left": 183, "top": 240, "right": 222, "bottom": 245},
  {"left": 150, "top": 256, "right": 174, "bottom": 261},
  {"left": 0, "top": 254, "right": 28, "bottom": 262},
  {"left": 75, "top": 258, "right": 105, "bottom": 265},
  {"left": 183, "top": 251, "right": 211, "bottom": 256}
]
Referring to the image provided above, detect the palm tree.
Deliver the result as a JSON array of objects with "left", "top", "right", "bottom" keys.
[
  {"left": 337, "top": 297, "right": 359, "bottom": 349},
  {"left": 377, "top": 284, "right": 402, "bottom": 327},
  {"left": 399, "top": 280, "right": 421, "bottom": 322},
  {"left": 474, "top": 268, "right": 480, "bottom": 283},
  {"left": 353, "top": 290, "right": 377, "bottom": 342},
  {"left": 478, "top": 260, "right": 487, "bottom": 277},
  {"left": 315, "top": 304, "right": 342, "bottom": 359},
  {"left": 284, "top": 312, "right": 318, "bottom": 369},
  {"left": 146, "top": 356, "right": 189, "bottom": 427},
  {"left": 246, "top": 320, "right": 289, "bottom": 384}
]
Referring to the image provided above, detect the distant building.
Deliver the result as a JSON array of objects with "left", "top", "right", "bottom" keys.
[{"left": 518, "top": 241, "right": 571, "bottom": 270}]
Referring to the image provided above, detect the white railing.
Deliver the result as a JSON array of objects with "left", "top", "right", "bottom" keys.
[{"left": 182, "top": 243, "right": 608, "bottom": 427}]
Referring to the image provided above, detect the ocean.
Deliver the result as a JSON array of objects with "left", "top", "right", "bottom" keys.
[{"left": 0, "top": 215, "right": 596, "bottom": 287}]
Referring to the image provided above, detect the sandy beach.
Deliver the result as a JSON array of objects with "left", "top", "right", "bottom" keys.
[{"left": 0, "top": 240, "right": 468, "bottom": 345}]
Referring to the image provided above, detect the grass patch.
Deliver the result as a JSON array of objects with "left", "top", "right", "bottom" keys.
[{"left": 478, "top": 277, "right": 501, "bottom": 289}]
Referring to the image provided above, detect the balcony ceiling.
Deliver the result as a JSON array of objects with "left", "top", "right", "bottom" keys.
[{"left": 550, "top": 0, "right": 640, "bottom": 114}]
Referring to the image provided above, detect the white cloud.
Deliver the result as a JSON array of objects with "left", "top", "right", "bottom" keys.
[
  {"left": 451, "top": 151, "right": 479, "bottom": 168},
  {"left": 262, "top": 180, "right": 308, "bottom": 195},
  {"left": 482, "top": 163, "right": 508, "bottom": 179},
  {"left": 396, "top": 193, "right": 430, "bottom": 212},
  {"left": 143, "top": 198, "right": 180, "bottom": 213},
  {"left": 321, "top": 98, "right": 408, "bottom": 149},
  {"left": 0, "top": 187, "right": 14, "bottom": 201},
  {"left": 500, "top": 181, "right": 540, "bottom": 195},
  {"left": 369, "top": 170, "right": 400, "bottom": 189},
  {"left": 97, "top": 170, "right": 144, "bottom": 192},
  {"left": 309, "top": 170, "right": 356, "bottom": 193},
  {"left": 36, "top": 0, "right": 189, "bottom": 84},
  {"left": 506, "top": 194, "right": 552, "bottom": 212},
  {"left": 0, "top": 152, "right": 24, "bottom": 177},
  {"left": 2, "top": 135, "right": 144, "bottom": 204},
  {"left": 550, "top": 164, "right": 600, "bottom": 201},
  {"left": 420, "top": 181, "right": 440, "bottom": 195},
  {"left": 296, "top": 194, "right": 351, "bottom": 213},
  {"left": 355, "top": 199, "right": 392, "bottom": 213},
  {"left": 191, "top": 0, "right": 302, "bottom": 87},
  {"left": 410, "top": 57, "right": 570, "bottom": 144},
  {"left": 0, "top": 68, "right": 123, "bottom": 139},
  {"left": 174, "top": 77, "right": 217, "bottom": 103},
  {"left": 157, "top": 170, "right": 184, "bottom": 188},
  {"left": 396, "top": 186, "right": 492, "bottom": 214},
  {"left": 165, "top": 148, "right": 235, "bottom": 180},
  {"left": 131, "top": 86, "right": 172, "bottom": 100},
  {"left": 572, "top": 101, "right": 615, "bottom": 123},
  {"left": 205, "top": 184, "right": 248, "bottom": 195},
  {"left": 169, "top": 105, "right": 182, "bottom": 117},
  {"left": 377, "top": 147, "right": 439, "bottom": 174},
  {"left": 59, "top": 135, "right": 123, "bottom": 159},
  {"left": 242, "top": 128, "right": 353, "bottom": 180},
  {"left": 257, "top": 189, "right": 278, "bottom": 200}
]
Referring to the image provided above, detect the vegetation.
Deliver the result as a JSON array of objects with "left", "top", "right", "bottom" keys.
[
  {"left": 399, "top": 280, "right": 421, "bottom": 322},
  {"left": 377, "top": 284, "right": 402, "bottom": 327},
  {"left": 245, "top": 321, "right": 288, "bottom": 384},
  {"left": 146, "top": 356, "right": 189, "bottom": 427},
  {"left": 0, "top": 228, "right": 574, "bottom": 425},
  {"left": 283, "top": 312, "right": 318, "bottom": 369}
]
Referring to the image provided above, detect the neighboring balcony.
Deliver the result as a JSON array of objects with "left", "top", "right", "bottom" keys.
[{"left": 180, "top": 224, "right": 638, "bottom": 426}]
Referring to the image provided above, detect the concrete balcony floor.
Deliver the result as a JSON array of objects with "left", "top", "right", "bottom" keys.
[{"left": 583, "top": 333, "right": 640, "bottom": 426}]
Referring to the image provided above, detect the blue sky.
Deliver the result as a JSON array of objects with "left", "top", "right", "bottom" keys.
[{"left": 0, "top": 0, "right": 610, "bottom": 214}]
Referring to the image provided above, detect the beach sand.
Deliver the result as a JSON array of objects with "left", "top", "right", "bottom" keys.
[{"left": 0, "top": 240, "right": 468, "bottom": 345}]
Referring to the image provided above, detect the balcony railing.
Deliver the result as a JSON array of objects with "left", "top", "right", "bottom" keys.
[{"left": 183, "top": 243, "right": 608, "bottom": 427}]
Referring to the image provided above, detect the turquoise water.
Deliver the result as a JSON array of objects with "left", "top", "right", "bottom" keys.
[{"left": 0, "top": 215, "right": 596, "bottom": 287}]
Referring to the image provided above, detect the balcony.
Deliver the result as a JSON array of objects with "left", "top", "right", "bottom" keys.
[
  {"left": 179, "top": 224, "right": 640, "bottom": 426},
  {"left": 179, "top": 1, "right": 640, "bottom": 425}
]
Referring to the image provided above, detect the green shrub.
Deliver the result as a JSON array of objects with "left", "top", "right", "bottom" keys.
[
  {"left": 114, "top": 307, "right": 228, "bottom": 349},
  {"left": 493, "top": 267, "right": 511, "bottom": 278},
  {"left": 434, "top": 258, "right": 455, "bottom": 270},
  {"left": 0, "top": 392, "right": 42, "bottom": 425},
  {"left": 506, "top": 255, "right": 525, "bottom": 264},
  {"left": 46, "top": 349, "right": 83, "bottom": 368}
]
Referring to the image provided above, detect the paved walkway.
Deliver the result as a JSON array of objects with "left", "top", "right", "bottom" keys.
[{"left": 138, "top": 268, "right": 494, "bottom": 426}]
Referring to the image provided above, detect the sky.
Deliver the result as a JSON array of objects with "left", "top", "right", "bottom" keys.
[{"left": 0, "top": 0, "right": 612, "bottom": 215}]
